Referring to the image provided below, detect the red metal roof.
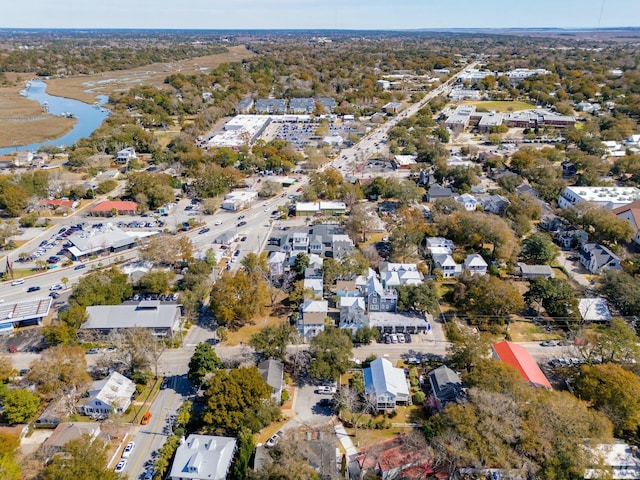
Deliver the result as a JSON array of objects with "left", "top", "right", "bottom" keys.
[
  {"left": 41, "top": 199, "right": 76, "bottom": 208},
  {"left": 493, "top": 340, "right": 551, "bottom": 389},
  {"left": 91, "top": 200, "right": 138, "bottom": 212}
]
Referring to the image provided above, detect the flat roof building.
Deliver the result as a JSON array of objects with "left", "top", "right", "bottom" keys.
[{"left": 558, "top": 186, "right": 640, "bottom": 209}]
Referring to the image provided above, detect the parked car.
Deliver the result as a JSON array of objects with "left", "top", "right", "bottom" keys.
[
  {"left": 316, "top": 386, "right": 336, "bottom": 395},
  {"left": 49, "top": 292, "right": 60, "bottom": 299},
  {"left": 265, "top": 431, "right": 283, "bottom": 448},
  {"left": 86, "top": 348, "right": 100, "bottom": 354},
  {"left": 122, "top": 441, "right": 135, "bottom": 458},
  {"left": 540, "top": 340, "right": 558, "bottom": 347},
  {"left": 114, "top": 460, "right": 126, "bottom": 473},
  {"left": 74, "top": 264, "right": 86, "bottom": 270},
  {"left": 144, "top": 468, "right": 154, "bottom": 480}
]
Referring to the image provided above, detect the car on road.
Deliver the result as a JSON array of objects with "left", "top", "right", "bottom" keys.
[
  {"left": 237, "top": 221, "right": 247, "bottom": 227},
  {"left": 240, "top": 236, "right": 247, "bottom": 242},
  {"left": 198, "top": 227, "right": 210, "bottom": 234},
  {"left": 86, "top": 348, "right": 100, "bottom": 354},
  {"left": 540, "top": 340, "right": 559, "bottom": 347},
  {"left": 27, "top": 286, "right": 41, "bottom": 292},
  {"left": 237, "top": 215, "right": 245, "bottom": 220},
  {"left": 141, "top": 412, "right": 152, "bottom": 425},
  {"left": 121, "top": 441, "right": 135, "bottom": 458},
  {"left": 214, "top": 220, "right": 222, "bottom": 226},
  {"left": 49, "top": 283, "right": 63, "bottom": 291},
  {"left": 265, "top": 431, "right": 283, "bottom": 448},
  {"left": 114, "top": 460, "right": 126, "bottom": 473},
  {"left": 74, "top": 264, "right": 87, "bottom": 270},
  {"left": 11, "top": 279, "right": 24, "bottom": 286},
  {"left": 233, "top": 250, "right": 240, "bottom": 257}
]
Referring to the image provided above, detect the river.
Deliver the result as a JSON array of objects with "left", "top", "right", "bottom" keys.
[{"left": 0, "top": 80, "right": 109, "bottom": 155}]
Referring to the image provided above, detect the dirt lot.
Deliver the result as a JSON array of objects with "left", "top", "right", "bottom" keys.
[{"left": 45, "top": 45, "right": 254, "bottom": 104}]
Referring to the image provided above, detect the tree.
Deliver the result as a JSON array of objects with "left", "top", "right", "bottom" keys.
[
  {"left": 60, "top": 276, "right": 69, "bottom": 289},
  {"left": 230, "top": 428, "right": 255, "bottom": 480},
  {"left": 308, "top": 328, "right": 353, "bottom": 381},
  {"left": 110, "top": 328, "right": 160, "bottom": 377},
  {"left": 3, "top": 389, "right": 39, "bottom": 424},
  {"left": 560, "top": 203, "right": 633, "bottom": 246},
  {"left": 27, "top": 345, "right": 91, "bottom": 402},
  {"left": 292, "top": 252, "right": 309, "bottom": 280},
  {"left": 188, "top": 342, "right": 223, "bottom": 386},
  {"left": 574, "top": 363, "right": 640, "bottom": 437},
  {"left": 202, "top": 367, "right": 276, "bottom": 435},
  {"left": 577, "top": 318, "right": 640, "bottom": 365},
  {"left": 139, "top": 269, "right": 175, "bottom": 293},
  {"left": 520, "top": 232, "right": 559, "bottom": 264},
  {"left": 69, "top": 267, "right": 132, "bottom": 308},
  {"left": 461, "top": 276, "right": 524, "bottom": 323},
  {"left": 445, "top": 321, "right": 492, "bottom": 373},
  {"left": 0, "top": 432, "right": 20, "bottom": 480},
  {"left": 395, "top": 281, "right": 439, "bottom": 315},
  {"left": 597, "top": 270, "right": 640, "bottom": 316},
  {"left": 41, "top": 435, "right": 122, "bottom": 480},
  {"left": 249, "top": 323, "right": 296, "bottom": 361},
  {"left": 525, "top": 277, "right": 578, "bottom": 319},
  {"left": 210, "top": 270, "right": 268, "bottom": 329}
]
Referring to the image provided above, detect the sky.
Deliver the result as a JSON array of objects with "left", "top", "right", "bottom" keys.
[{"left": 3, "top": 0, "right": 639, "bottom": 30}]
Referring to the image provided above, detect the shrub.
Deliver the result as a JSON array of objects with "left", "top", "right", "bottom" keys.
[
  {"left": 413, "top": 390, "right": 426, "bottom": 405},
  {"left": 281, "top": 389, "right": 289, "bottom": 403}
]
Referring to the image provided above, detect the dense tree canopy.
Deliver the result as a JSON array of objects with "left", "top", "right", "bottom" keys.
[
  {"left": 188, "top": 342, "right": 223, "bottom": 386},
  {"left": 308, "top": 327, "right": 353, "bottom": 381}
]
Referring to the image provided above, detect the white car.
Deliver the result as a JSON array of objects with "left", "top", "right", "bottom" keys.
[
  {"left": 115, "top": 460, "right": 127, "bottom": 473},
  {"left": 11, "top": 279, "right": 24, "bottom": 286},
  {"left": 122, "top": 441, "right": 135, "bottom": 458},
  {"left": 214, "top": 220, "right": 222, "bottom": 226},
  {"left": 265, "top": 431, "right": 283, "bottom": 448},
  {"left": 49, "top": 283, "right": 63, "bottom": 291}
]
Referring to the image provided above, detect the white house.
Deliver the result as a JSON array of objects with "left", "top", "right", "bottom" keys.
[
  {"left": 298, "top": 299, "right": 328, "bottom": 340},
  {"left": 339, "top": 296, "right": 368, "bottom": 331},
  {"left": 580, "top": 242, "right": 621, "bottom": 274},
  {"left": 379, "top": 262, "right": 423, "bottom": 287},
  {"left": 455, "top": 194, "right": 479, "bottom": 212},
  {"left": 363, "top": 358, "right": 410, "bottom": 410},
  {"left": 433, "top": 254, "right": 462, "bottom": 278},
  {"left": 585, "top": 441, "right": 640, "bottom": 480},
  {"left": 268, "top": 251, "right": 287, "bottom": 278},
  {"left": 169, "top": 435, "right": 237, "bottom": 480},
  {"left": 115, "top": 147, "right": 136, "bottom": 164},
  {"left": 463, "top": 254, "right": 488, "bottom": 276},
  {"left": 78, "top": 372, "right": 135, "bottom": 419},
  {"left": 425, "top": 237, "right": 454, "bottom": 256}
]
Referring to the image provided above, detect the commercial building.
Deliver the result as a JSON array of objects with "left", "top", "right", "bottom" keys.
[
  {"left": 0, "top": 297, "right": 52, "bottom": 333},
  {"left": 91, "top": 200, "right": 138, "bottom": 216},
  {"left": 558, "top": 186, "right": 640, "bottom": 210},
  {"left": 79, "top": 300, "right": 182, "bottom": 338},
  {"left": 221, "top": 190, "right": 258, "bottom": 211},
  {"left": 66, "top": 225, "right": 154, "bottom": 260}
]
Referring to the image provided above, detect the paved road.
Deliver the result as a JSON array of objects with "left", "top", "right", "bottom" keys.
[{"left": 120, "top": 375, "right": 189, "bottom": 480}]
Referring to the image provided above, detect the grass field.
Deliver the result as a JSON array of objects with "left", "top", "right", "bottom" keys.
[
  {"left": 0, "top": 116, "right": 76, "bottom": 148},
  {"left": 462, "top": 100, "right": 536, "bottom": 112}
]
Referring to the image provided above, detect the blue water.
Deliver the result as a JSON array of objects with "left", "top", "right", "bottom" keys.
[{"left": 0, "top": 80, "right": 109, "bottom": 155}]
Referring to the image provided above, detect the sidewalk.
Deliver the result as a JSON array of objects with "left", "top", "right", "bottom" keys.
[{"left": 334, "top": 423, "right": 359, "bottom": 479}]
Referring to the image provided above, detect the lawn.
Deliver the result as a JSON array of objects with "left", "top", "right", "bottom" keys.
[
  {"left": 463, "top": 100, "right": 536, "bottom": 112},
  {"left": 224, "top": 315, "right": 290, "bottom": 346},
  {"left": 507, "top": 320, "right": 560, "bottom": 342},
  {"left": 343, "top": 405, "right": 426, "bottom": 448}
]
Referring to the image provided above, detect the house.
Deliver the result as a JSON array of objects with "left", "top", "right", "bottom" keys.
[
  {"left": 91, "top": 200, "right": 138, "bottom": 216},
  {"left": 455, "top": 193, "right": 479, "bottom": 211},
  {"left": 463, "top": 254, "right": 487, "bottom": 276},
  {"left": 258, "top": 359, "right": 284, "bottom": 405},
  {"left": 356, "top": 437, "right": 434, "bottom": 480},
  {"left": 427, "top": 184, "right": 454, "bottom": 202},
  {"left": 298, "top": 300, "right": 328, "bottom": 340},
  {"left": 291, "top": 232, "right": 310, "bottom": 253},
  {"left": 515, "top": 262, "right": 554, "bottom": 279},
  {"left": 303, "top": 278, "right": 323, "bottom": 298},
  {"left": 428, "top": 365, "right": 464, "bottom": 411},
  {"left": 613, "top": 200, "right": 640, "bottom": 246},
  {"left": 78, "top": 372, "right": 136, "bottom": 418},
  {"left": 339, "top": 296, "right": 367, "bottom": 331},
  {"left": 578, "top": 298, "right": 612, "bottom": 323},
  {"left": 213, "top": 232, "right": 236, "bottom": 245},
  {"left": 331, "top": 234, "right": 355, "bottom": 259},
  {"left": 493, "top": 341, "right": 551, "bottom": 389},
  {"left": 309, "top": 235, "right": 324, "bottom": 255},
  {"left": 379, "top": 262, "right": 423, "bottom": 287},
  {"left": 584, "top": 441, "right": 640, "bottom": 480},
  {"left": 169, "top": 435, "right": 237, "bottom": 480},
  {"left": 516, "top": 182, "right": 539, "bottom": 198},
  {"left": 363, "top": 358, "right": 410, "bottom": 410},
  {"left": 425, "top": 237, "right": 454, "bottom": 256},
  {"left": 42, "top": 422, "right": 101, "bottom": 457},
  {"left": 79, "top": 301, "right": 182, "bottom": 338},
  {"left": 556, "top": 226, "right": 588, "bottom": 250},
  {"left": 335, "top": 279, "right": 358, "bottom": 297},
  {"left": 115, "top": 147, "right": 136, "bottom": 164},
  {"left": 365, "top": 276, "right": 398, "bottom": 313},
  {"left": 475, "top": 193, "right": 509, "bottom": 215},
  {"left": 580, "top": 242, "right": 621, "bottom": 274},
  {"left": 235, "top": 97, "right": 254, "bottom": 114},
  {"left": 267, "top": 251, "right": 287, "bottom": 278},
  {"left": 432, "top": 254, "right": 462, "bottom": 278}
]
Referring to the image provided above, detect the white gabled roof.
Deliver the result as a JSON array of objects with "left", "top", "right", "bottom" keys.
[
  {"left": 91, "top": 372, "right": 135, "bottom": 408},
  {"left": 364, "top": 358, "right": 409, "bottom": 398}
]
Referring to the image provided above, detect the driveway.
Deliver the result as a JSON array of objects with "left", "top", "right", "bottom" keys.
[{"left": 557, "top": 251, "right": 591, "bottom": 287}]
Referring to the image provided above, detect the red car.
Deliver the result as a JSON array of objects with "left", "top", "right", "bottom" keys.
[{"left": 141, "top": 412, "right": 152, "bottom": 425}]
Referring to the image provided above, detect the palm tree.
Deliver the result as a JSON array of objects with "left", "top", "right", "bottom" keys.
[{"left": 61, "top": 277, "right": 69, "bottom": 289}]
